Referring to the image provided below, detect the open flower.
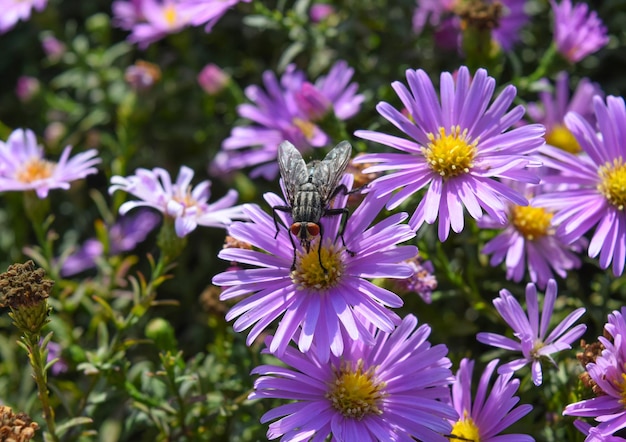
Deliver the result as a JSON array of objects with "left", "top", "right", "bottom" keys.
[
  {"left": 214, "top": 61, "right": 363, "bottom": 180},
  {"left": 213, "top": 181, "right": 418, "bottom": 362},
  {"left": 551, "top": 0, "right": 609, "bottom": 63},
  {"left": 0, "top": 128, "right": 100, "bottom": 199},
  {"left": 478, "top": 181, "right": 585, "bottom": 289},
  {"left": 533, "top": 95, "right": 626, "bottom": 276},
  {"left": 477, "top": 280, "right": 586, "bottom": 386},
  {"left": 526, "top": 72, "right": 603, "bottom": 154},
  {"left": 250, "top": 314, "right": 457, "bottom": 441},
  {"left": 564, "top": 308, "right": 626, "bottom": 438},
  {"left": 449, "top": 358, "right": 534, "bottom": 441},
  {"left": 127, "top": 0, "right": 191, "bottom": 49},
  {"left": 109, "top": 165, "right": 246, "bottom": 237},
  {"left": 354, "top": 66, "right": 544, "bottom": 241}
]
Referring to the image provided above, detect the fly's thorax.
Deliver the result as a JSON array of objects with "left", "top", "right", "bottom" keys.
[{"left": 292, "top": 183, "right": 324, "bottom": 223}]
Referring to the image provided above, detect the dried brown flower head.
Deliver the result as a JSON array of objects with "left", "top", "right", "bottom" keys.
[{"left": 0, "top": 405, "right": 39, "bottom": 442}]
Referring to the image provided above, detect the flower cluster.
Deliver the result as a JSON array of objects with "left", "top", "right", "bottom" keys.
[{"left": 213, "top": 60, "right": 364, "bottom": 179}]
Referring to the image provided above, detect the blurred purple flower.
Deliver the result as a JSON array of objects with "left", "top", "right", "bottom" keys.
[
  {"left": 354, "top": 66, "right": 544, "bottom": 241},
  {"left": 0, "top": 129, "right": 100, "bottom": 199},
  {"left": 526, "top": 72, "right": 603, "bottom": 154},
  {"left": 250, "top": 314, "right": 456, "bottom": 441},
  {"left": 477, "top": 280, "right": 586, "bottom": 386},
  {"left": 564, "top": 307, "right": 626, "bottom": 438},
  {"left": 551, "top": 0, "right": 609, "bottom": 63},
  {"left": 412, "top": 0, "right": 528, "bottom": 52},
  {"left": 309, "top": 3, "right": 335, "bottom": 23},
  {"left": 126, "top": 0, "right": 191, "bottom": 49},
  {"left": 43, "top": 340, "right": 68, "bottom": 376},
  {"left": 479, "top": 181, "right": 585, "bottom": 289},
  {"left": 15, "top": 76, "right": 40, "bottom": 102},
  {"left": 197, "top": 63, "right": 230, "bottom": 95},
  {"left": 109, "top": 165, "right": 246, "bottom": 237},
  {"left": 41, "top": 35, "right": 65, "bottom": 61},
  {"left": 214, "top": 61, "right": 363, "bottom": 180},
  {"left": 213, "top": 182, "right": 418, "bottom": 362},
  {"left": 178, "top": 0, "right": 250, "bottom": 32},
  {"left": 449, "top": 358, "right": 534, "bottom": 441},
  {"left": 61, "top": 210, "right": 160, "bottom": 277},
  {"left": 393, "top": 255, "right": 437, "bottom": 303},
  {"left": 534, "top": 95, "right": 626, "bottom": 277},
  {"left": 0, "top": 0, "right": 47, "bottom": 33}
]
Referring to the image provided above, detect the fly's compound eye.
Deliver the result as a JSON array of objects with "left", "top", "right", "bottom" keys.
[
  {"left": 306, "top": 223, "right": 320, "bottom": 237},
  {"left": 290, "top": 223, "right": 302, "bottom": 237},
  {"left": 290, "top": 223, "right": 320, "bottom": 239}
]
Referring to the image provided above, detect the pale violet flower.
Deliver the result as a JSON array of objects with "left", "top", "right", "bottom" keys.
[
  {"left": 477, "top": 279, "right": 586, "bottom": 386},
  {"left": 0, "top": 128, "right": 100, "bottom": 199},
  {"left": 109, "top": 165, "right": 246, "bottom": 237}
]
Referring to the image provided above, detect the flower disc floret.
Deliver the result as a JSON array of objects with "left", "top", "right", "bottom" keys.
[
  {"left": 598, "top": 158, "right": 626, "bottom": 210},
  {"left": 510, "top": 205, "right": 553, "bottom": 240},
  {"left": 423, "top": 126, "right": 477, "bottom": 178},
  {"left": 326, "top": 360, "right": 385, "bottom": 420},
  {"left": 291, "top": 241, "right": 345, "bottom": 290}
]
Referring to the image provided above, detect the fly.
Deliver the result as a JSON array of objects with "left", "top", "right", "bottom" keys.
[{"left": 272, "top": 140, "right": 354, "bottom": 272}]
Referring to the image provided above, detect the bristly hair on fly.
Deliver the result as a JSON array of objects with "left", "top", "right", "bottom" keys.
[{"left": 272, "top": 140, "right": 355, "bottom": 272}]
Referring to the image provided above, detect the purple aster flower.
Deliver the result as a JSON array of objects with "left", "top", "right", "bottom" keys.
[
  {"left": 354, "top": 66, "right": 544, "bottom": 241},
  {"left": 0, "top": 128, "right": 100, "bottom": 199},
  {"left": 478, "top": 181, "right": 585, "bottom": 289},
  {"left": 109, "top": 165, "right": 246, "bottom": 237},
  {"left": 527, "top": 72, "right": 604, "bottom": 154},
  {"left": 476, "top": 280, "right": 586, "bottom": 386},
  {"left": 533, "top": 95, "right": 626, "bottom": 276},
  {"left": 41, "top": 35, "right": 66, "bottom": 62},
  {"left": 250, "top": 314, "right": 457, "bottom": 441},
  {"left": 127, "top": 0, "right": 190, "bottom": 49},
  {"left": 449, "top": 358, "right": 534, "bottom": 441},
  {"left": 0, "top": 0, "right": 47, "bottom": 33},
  {"left": 60, "top": 210, "right": 160, "bottom": 277},
  {"left": 213, "top": 182, "right": 418, "bottom": 362},
  {"left": 412, "top": 0, "right": 528, "bottom": 52},
  {"left": 564, "top": 307, "right": 626, "bottom": 437},
  {"left": 215, "top": 61, "right": 363, "bottom": 180},
  {"left": 178, "top": 0, "right": 250, "bottom": 32},
  {"left": 551, "top": 0, "right": 609, "bottom": 63}
]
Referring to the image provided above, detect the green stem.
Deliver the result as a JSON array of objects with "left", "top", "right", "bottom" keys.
[
  {"left": 514, "top": 43, "right": 560, "bottom": 92},
  {"left": 23, "top": 332, "right": 59, "bottom": 442}
]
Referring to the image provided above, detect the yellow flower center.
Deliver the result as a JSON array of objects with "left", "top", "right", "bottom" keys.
[
  {"left": 598, "top": 158, "right": 626, "bottom": 210},
  {"left": 15, "top": 158, "right": 55, "bottom": 183},
  {"left": 326, "top": 360, "right": 386, "bottom": 420},
  {"left": 422, "top": 126, "right": 478, "bottom": 179},
  {"left": 292, "top": 117, "right": 317, "bottom": 141},
  {"left": 164, "top": 4, "right": 177, "bottom": 26},
  {"left": 449, "top": 411, "right": 481, "bottom": 442},
  {"left": 291, "top": 240, "right": 344, "bottom": 290},
  {"left": 545, "top": 124, "right": 581, "bottom": 154},
  {"left": 510, "top": 205, "right": 553, "bottom": 240}
]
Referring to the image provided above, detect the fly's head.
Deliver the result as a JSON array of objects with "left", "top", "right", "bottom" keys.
[{"left": 290, "top": 221, "right": 320, "bottom": 252}]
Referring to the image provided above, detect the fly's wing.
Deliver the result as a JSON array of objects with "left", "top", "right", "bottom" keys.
[
  {"left": 311, "top": 141, "right": 352, "bottom": 202},
  {"left": 277, "top": 141, "right": 308, "bottom": 205}
]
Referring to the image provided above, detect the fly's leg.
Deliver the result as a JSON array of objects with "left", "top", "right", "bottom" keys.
[
  {"left": 317, "top": 223, "right": 327, "bottom": 274},
  {"left": 272, "top": 205, "right": 299, "bottom": 270},
  {"left": 272, "top": 205, "right": 292, "bottom": 239},
  {"left": 324, "top": 207, "right": 354, "bottom": 256}
]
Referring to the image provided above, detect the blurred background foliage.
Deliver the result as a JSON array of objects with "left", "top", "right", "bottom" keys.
[{"left": 1, "top": 0, "right": 626, "bottom": 441}]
